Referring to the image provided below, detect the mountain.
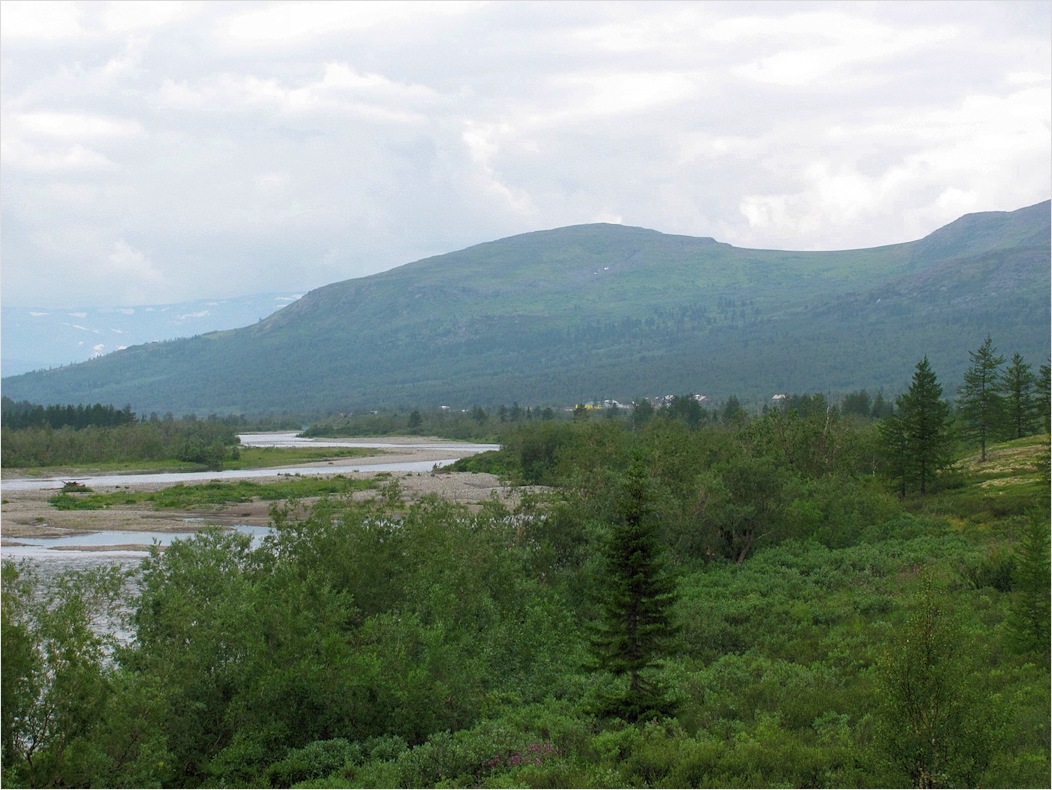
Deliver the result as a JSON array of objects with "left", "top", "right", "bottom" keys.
[
  {"left": 2, "top": 201, "right": 1049, "bottom": 414},
  {"left": 1, "top": 293, "right": 303, "bottom": 377}
]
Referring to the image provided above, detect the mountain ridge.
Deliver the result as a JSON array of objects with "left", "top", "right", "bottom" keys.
[{"left": 3, "top": 201, "right": 1049, "bottom": 414}]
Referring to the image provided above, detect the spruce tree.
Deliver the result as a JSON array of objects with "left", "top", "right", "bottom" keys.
[
  {"left": 588, "top": 457, "right": 678, "bottom": 720},
  {"left": 1001, "top": 353, "right": 1038, "bottom": 440},
  {"left": 1007, "top": 513, "right": 1051, "bottom": 665},
  {"left": 1039, "top": 361, "right": 1051, "bottom": 434},
  {"left": 882, "top": 358, "right": 952, "bottom": 495},
  {"left": 957, "top": 335, "right": 1004, "bottom": 461}
]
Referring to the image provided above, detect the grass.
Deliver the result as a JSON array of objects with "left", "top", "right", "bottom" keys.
[
  {"left": 49, "top": 475, "right": 380, "bottom": 511},
  {"left": 914, "top": 434, "right": 1050, "bottom": 529}
]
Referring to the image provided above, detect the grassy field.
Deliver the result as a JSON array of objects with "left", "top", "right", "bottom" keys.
[{"left": 910, "top": 434, "right": 1050, "bottom": 533}]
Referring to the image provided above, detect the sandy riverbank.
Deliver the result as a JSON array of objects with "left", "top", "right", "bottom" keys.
[{"left": 1, "top": 441, "right": 521, "bottom": 542}]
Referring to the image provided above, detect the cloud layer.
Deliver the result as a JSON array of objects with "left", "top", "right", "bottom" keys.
[{"left": 2, "top": 0, "right": 1049, "bottom": 307}]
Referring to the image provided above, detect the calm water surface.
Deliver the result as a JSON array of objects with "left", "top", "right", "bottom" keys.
[{"left": 1, "top": 433, "right": 499, "bottom": 492}]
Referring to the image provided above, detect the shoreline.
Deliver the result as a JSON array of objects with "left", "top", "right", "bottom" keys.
[{"left": 1, "top": 439, "right": 515, "bottom": 544}]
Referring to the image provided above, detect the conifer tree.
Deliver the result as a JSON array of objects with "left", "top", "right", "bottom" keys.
[
  {"left": 1039, "top": 361, "right": 1051, "bottom": 434},
  {"left": 1007, "top": 513, "right": 1051, "bottom": 665},
  {"left": 882, "top": 358, "right": 952, "bottom": 495},
  {"left": 588, "top": 457, "right": 678, "bottom": 720},
  {"left": 1001, "top": 353, "right": 1038, "bottom": 440},
  {"left": 957, "top": 335, "right": 1005, "bottom": 461}
]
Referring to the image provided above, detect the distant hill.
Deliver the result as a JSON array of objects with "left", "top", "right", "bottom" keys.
[
  {"left": 1, "top": 293, "right": 302, "bottom": 377},
  {"left": 3, "top": 201, "right": 1049, "bottom": 414}
]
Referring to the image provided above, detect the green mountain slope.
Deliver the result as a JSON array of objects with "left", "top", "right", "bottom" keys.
[{"left": 4, "top": 201, "right": 1049, "bottom": 414}]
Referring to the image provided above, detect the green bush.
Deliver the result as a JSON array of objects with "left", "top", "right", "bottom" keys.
[{"left": 267, "top": 739, "right": 362, "bottom": 788}]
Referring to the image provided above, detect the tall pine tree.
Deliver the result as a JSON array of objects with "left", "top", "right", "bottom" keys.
[
  {"left": 1007, "top": 512, "right": 1051, "bottom": 665},
  {"left": 882, "top": 358, "right": 953, "bottom": 496},
  {"left": 588, "top": 456, "right": 678, "bottom": 721},
  {"left": 1001, "top": 353, "right": 1038, "bottom": 440},
  {"left": 957, "top": 335, "right": 1004, "bottom": 461}
]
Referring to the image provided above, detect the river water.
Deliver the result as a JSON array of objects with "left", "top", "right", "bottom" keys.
[
  {"left": 2, "top": 432, "right": 499, "bottom": 493},
  {"left": 1, "top": 434, "right": 497, "bottom": 561}
]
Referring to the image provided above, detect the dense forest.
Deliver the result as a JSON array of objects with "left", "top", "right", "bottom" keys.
[{"left": 2, "top": 344, "right": 1050, "bottom": 788}]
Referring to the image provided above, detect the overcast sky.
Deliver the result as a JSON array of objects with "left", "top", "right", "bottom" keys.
[{"left": 2, "top": 0, "right": 1049, "bottom": 309}]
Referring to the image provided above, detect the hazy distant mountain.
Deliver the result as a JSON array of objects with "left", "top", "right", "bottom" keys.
[
  {"left": 3, "top": 201, "right": 1048, "bottom": 415},
  {"left": 1, "top": 293, "right": 302, "bottom": 377}
]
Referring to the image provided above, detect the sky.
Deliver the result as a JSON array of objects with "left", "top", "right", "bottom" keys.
[{"left": 1, "top": 0, "right": 1049, "bottom": 309}]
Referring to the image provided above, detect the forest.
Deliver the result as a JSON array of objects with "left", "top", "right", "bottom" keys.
[{"left": 1, "top": 342, "right": 1050, "bottom": 788}]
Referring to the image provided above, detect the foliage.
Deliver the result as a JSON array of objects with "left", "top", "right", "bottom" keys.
[
  {"left": 1, "top": 562, "right": 138, "bottom": 788},
  {"left": 2, "top": 414, "right": 240, "bottom": 469},
  {"left": 1006, "top": 512, "right": 1051, "bottom": 664},
  {"left": 957, "top": 335, "right": 1006, "bottom": 461},
  {"left": 1001, "top": 353, "right": 1039, "bottom": 440},
  {"left": 3, "top": 366, "right": 1050, "bottom": 788},
  {"left": 587, "top": 458, "right": 679, "bottom": 720},
  {"left": 875, "top": 572, "right": 993, "bottom": 787},
  {"left": 880, "top": 358, "right": 953, "bottom": 496},
  {"left": 1, "top": 397, "right": 136, "bottom": 430},
  {"left": 48, "top": 475, "right": 376, "bottom": 511}
]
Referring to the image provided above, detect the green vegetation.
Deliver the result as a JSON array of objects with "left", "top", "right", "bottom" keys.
[
  {"left": 227, "top": 445, "right": 380, "bottom": 469},
  {"left": 958, "top": 336, "right": 1007, "bottom": 462},
  {"left": 880, "top": 357, "right": 954, "bottom": 496},
  {"left": 587, "top": 457, "right": 679, "bottom": 721},
  {"left": 0, "top": 400, "right": 382, "bottom": 473},
  {"left": 302, "top": 404, "right": 555, "bottom": 442},
  {"left": 1, "top": 413, "right": 241, "bottom": 470},
  {"left": 3, "top": 202, "right": 1048, "bottom": 414},
  {"left": 49, "top": 475, "right": 379, "bottom": 510},
  {"left": 4, "top": 366, "right": 1049, "bottom": 787},
  {"left": 1, "top": 399, "right": 136, "bottom": 430}
]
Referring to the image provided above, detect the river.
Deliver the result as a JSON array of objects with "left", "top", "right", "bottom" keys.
[
  {"left": 1, "top": 432, "right": 500, "bottom": 492},
  {"left": 1, "top": 434, "right": 498, "bottom": 559}
]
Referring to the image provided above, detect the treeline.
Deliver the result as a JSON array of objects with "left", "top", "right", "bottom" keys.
[
  {"left": 302, "top": 391, "right": 898, "bottom": 444},
  {"left": 1, "top": 417, "right": 241, "bottom": 469},
  {"left": 1, "top": 397, "right": 136, "bottom": 430},
  {"left": 0, "top": 399, "right": 307, "bottom": 469}
]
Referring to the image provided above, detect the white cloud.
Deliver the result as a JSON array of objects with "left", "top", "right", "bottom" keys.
[
  {"left": 220, "top": 1, "right": 482, "bottom": 44},
  {"left": 0, "top": 138, "right": 116, "bottom": 172},
  {"left": 16, "top": 112, "right": 144, "bottom": 138},
  {"left": 157, "top": 63, "right": 436, "bottom": 124},
  {"left": 99, "top": 241, "right": 167, "bottom": 304},
  {"left": 254, "top": 172, "right": 290, "bottom": 192},
  {"left": 0, "top": 0, "right": 1048, "bottom": 308},
  {"left": 98, "top": 1, "right": 202, "bottom": 34},
  {"left": 0, "top": 1, "right": 85, "bottom": 41},
  {"left": 733, "top": 17, "right": 959, "bottom": 87}
]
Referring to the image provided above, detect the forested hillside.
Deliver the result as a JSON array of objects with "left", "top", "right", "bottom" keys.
[{"left": 2, "top": 201, "right": 1048, "bottom": 414}]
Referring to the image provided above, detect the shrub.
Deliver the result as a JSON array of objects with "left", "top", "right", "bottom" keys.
[{"left": 266, "top": 738, "right": 362, "bottom": 788}]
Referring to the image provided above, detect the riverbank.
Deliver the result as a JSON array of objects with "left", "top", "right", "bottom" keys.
[{"left": 1, "top": 438, "right": 517, "bottom": 543}]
